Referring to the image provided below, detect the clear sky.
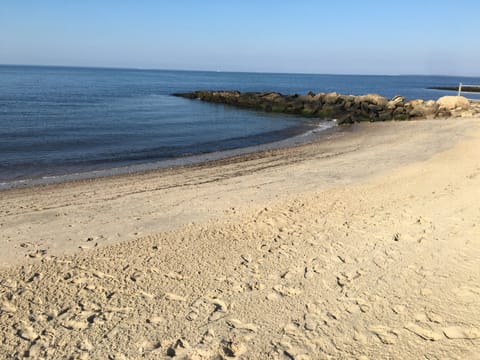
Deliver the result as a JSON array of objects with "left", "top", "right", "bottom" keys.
[{"left": 1, "top": 0, "right": 479, "bottom": 75}]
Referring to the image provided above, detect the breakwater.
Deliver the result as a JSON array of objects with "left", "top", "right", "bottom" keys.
[
  {"left": 174, "top": 91, "right": 478, "bottom": 124},
  {"left": 429, "top": 86, "right": 480, "bottom": 93}
]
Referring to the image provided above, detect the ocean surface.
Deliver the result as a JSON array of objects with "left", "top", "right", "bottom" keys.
[{"left": 1, "top": 65, "right": 480, "bottom": 187}]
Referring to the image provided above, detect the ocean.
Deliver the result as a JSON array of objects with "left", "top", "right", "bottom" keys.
[{"left": 1, "top": 65, "right": 479, "bottom": 188}]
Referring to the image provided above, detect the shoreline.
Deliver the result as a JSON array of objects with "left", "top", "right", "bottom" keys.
[
  {"left": 1, "top": 117, "right": 477, "bottom": 266},
  {"left": 428, "top": 85, "right": 480, "bottom": 93},
  {"left": 0, "top": 121, "right": 339, "bottom": 191}
]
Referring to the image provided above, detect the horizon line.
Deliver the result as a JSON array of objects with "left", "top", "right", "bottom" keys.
[{"left": 0, "top": 63, "right": 478, "bottom": 79}]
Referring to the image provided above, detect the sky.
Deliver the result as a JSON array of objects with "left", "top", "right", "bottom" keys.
[{"left": 1, "top": 0, "right": 479, "bottom": 76}]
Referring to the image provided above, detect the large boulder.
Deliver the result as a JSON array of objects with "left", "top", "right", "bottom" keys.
[
  {"left": 378, "top": 109, "right": 394, "bottom": 121},
  {"left": 356, "top": 94, "right": 389, "bottom": 107},
  {"left": 436, "top": 96, "right": 470, "bottom": 110},
  {"left": 405, "top": 99, "right": 424, "bottom": 108},
  {"left": 387, "top": 95, "right": 405, "bottom": 109},
  {"left": 259, "top": 92, "right": 282, "bottom": 101},
  {"left": 324, "top": 92, "right": 339, "bottom": 104},
  {"left": 408, "top": 103, "right": 437, "bottom": 118},
  {"left": 312, "top": 93, "right": 326, "bottom": 102}
]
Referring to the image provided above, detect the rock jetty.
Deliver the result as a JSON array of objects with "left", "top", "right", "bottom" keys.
[
  {"left": 429, "top": 85, "right": 480, "bottom": 93},
  {"left": 174, "top": 91, "right": 479, "bottom": 124}
]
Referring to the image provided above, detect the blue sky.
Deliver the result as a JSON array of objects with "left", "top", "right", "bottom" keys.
[{"left": 1, "top": 0, "right": 479, "bottom": 75}]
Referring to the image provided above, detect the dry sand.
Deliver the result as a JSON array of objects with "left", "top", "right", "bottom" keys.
[{"left": 1, "top": 118, "right": 479, "bottom": 359}]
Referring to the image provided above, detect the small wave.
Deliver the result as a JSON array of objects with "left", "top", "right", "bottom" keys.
[{"left": 299, "top": 120, "right": 337, "bottom": 137}]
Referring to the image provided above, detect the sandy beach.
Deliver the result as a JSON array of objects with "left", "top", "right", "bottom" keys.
[{"left": 1, "top": 118, "right": 480, "bottom": 358}]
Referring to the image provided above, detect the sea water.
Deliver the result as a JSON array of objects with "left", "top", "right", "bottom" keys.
[{"left": 1, "top": 65, "right": 479, "bottom": 187}]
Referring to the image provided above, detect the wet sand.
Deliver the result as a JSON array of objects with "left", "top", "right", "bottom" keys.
[{"left": 1, "top": 118, "right": 479, "bottom": 359}]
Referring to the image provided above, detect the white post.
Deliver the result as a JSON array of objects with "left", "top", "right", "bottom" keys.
[{"left": 458, "top": 82, "right": 462, "bottom": 96}]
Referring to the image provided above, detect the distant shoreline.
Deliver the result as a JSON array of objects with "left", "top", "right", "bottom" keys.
[
  {"left": 2, "top": 64, "right": 479, "bottom": 78},
  {"left": 428, "top": 85, "right": 480, "bottom": 93}
]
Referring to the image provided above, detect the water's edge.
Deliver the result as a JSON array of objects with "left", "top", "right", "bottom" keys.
[{"left": 0, "top": 121, "right": 338, "bottom": 191}]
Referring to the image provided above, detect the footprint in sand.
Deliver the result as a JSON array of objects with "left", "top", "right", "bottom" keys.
[
  {"left": 137, "top": 339, "right": 162, "bottom": 355},
  {"left": 165, "top": 338, "right": 191, "bottom": 357},
  {"left": 17, "top": 325, "right": 39, "bottom": 341},
  {"left": 277, "top": 322, "right": 316, "bottom": 359},
  {"left": 369, "top": 326, "right": 399, "bottom": 345},
  {"left": 27, "top": 249, "right": 47, "bottom": 258},
  {"left": 404, "top": 322, "right": 443, "bottom": 341},
  {"left": 336, "top": 271, "right": 361, "bottom": 290},
  {"left": 146, "top": 315, "right": 165, "bottom": 325},
  {"left": 27, "top": 341, "right": 49, "bottom": 358},
  {"left": 226, "top": 318, "right": 258, "bottom": 332},
  {"left": 442, "top": 326, "right": 480, "bottom": 340},
  {"left": 208, "top": 298, "right": 228, "bottom": 322},
  {"left": 391, "top": 305, "right": 406, "bottom": 315},
  {"left": 77, "top": 338, "right": 94, "bottom": 352},
  {"left": 221, "top": 339, "right": 248, "bottom": 357},
  {"left": 353, "top": 328, "right": 368, "bottom": 344},
  {"left": 1, "top": 301, "right": 17, "bottom": 313},
  {"left": 426, "top": 312, "right": 443, "bottom": 324},
  {"left": 62, "top": 319, "right": 89, "bottom": 331},
  {"left": 273, "top": 285, "right": 303, "bottom": 297},
  {"left": 186, "top": 300, "right": 203, "bottom": 321},
  {"left": 165, "top": 293, "right": 186, "bottom": 302},
  {"left": 304, "top": 313, "right": 320, "bottom": 331},
  {"left": 164, "top": 271, "right": 185, "bottom": 280}
]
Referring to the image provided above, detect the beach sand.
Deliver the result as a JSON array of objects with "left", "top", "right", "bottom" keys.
[{"left": 1, "top": 118, "right": 479, "bottom": 359}]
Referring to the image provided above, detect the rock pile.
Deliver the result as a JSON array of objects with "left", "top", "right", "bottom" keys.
[{"left": 174, "top": 91, "right": 479, "bottom": 124}]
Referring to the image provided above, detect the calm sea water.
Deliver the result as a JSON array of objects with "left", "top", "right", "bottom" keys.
[{"left": 1, "top": 65, "right": 479, "bottom": 186}]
